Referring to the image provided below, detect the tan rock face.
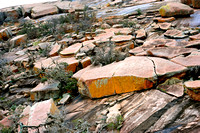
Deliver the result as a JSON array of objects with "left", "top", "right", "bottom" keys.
[
  {"left": 171, "top": 53, "right": 200, "bottom": 67},
  {"left": 0, "top": 28, "right": 12, "bottom": 41},
  {"left": 146, "top": 47, "right": 197, "bottom": 59},
  {"left": 31, "top": 4, "right": 59, "bottom": 18},
  {"left": 10, "top": 34, "right": 27, "bottom": 46},
  {"left": 190, "top": 33, "right": 200, "bottom": 40},
  {"left": 164, "top": 29, "right": 188, "bottom": 39},
  {"left": 184, "top": 80, "right": 200, "bottom": 101},
  {"left": 111, "top": 35, "right": 133, "bottom": 46},
  {"left": 159, "top": 2, "right": 194, "bottom": 17},
  {"left": 60, "top": 43, "right": 82, "bottom": 58},
  {"left": 158, "top": 22, "right": 171, "bottom": 30},
  {"left": 75, "top": 56, "right": 186, "bottom": 98},
  {"left": 135, "top": 29, "right": 147, "bottom": 40},
  {"left": 49, "top": 43, "right": 61, "bottom": 57},
  {"left": 28, "top": 99, "right": 60, "bottom": 132}
]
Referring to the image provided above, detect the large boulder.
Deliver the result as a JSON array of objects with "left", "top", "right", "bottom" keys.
[
  {"left": 74, "top": 56, "right": 187, "bottom": 98},
  {"left": 31, "top": 4, "right": 59, "bottom": 18},
  {"left": 159, "top": 2, "right": 194, "bottom": 17}
]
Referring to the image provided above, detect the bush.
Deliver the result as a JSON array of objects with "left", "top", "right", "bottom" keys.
[
  {"left": 92, "top": 40, "right": 128, "bottom": 66},
  {"left": 40, "top": 62, "right": 78, "bottom": 95}
]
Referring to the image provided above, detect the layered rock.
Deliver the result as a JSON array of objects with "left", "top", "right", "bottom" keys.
[{"left": 74, "top": 56, "right": 187, "bottom": 98}]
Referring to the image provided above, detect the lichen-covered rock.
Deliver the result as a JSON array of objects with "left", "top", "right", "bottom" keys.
[
  {"left": 74, "top": 56, "right": 187, "bottom": 98},
  {"left": 159, "top": 2, "right": 194, "bottom": 17}
]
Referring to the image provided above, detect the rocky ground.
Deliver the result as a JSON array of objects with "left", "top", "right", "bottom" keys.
[{"left": 0, "top": 0, "right": 200, "bottom": 132}]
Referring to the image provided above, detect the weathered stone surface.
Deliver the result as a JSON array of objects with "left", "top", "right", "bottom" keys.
[
  {"left": 157, "top": 78, "right": 184, "bottom": 97},
  {"left": 0, "top": 28, "right": 12, "bottom": 41},
  {"left": 34, "top": 56, "right": 79, "bottom": 73},
  {"left": 60, "top": 43, "right": 82, "bottom": 57},
  {"left": 112, "top": 24, "right": 123, "bottom": 28},
  {"left": 30, "top": 81, "right": 59, "bottom": 101},
  {"left": 192, "top": 0, "right": 200, "bottom": 8},
  {"left": 190, "top": 33, "right": 200, "bottom": 40},
  {"left": 21, "top": 3, "right": 42, "bottom": 17},
  {"left": 185, "top": 80, "right": 200, "bottom": 101},
  {"left": 49, "top": 43, "right": 61, "bottom": 57},
  {"left": 185, "top": 40, "right": 200, "bottom": 48},
  {"left": 4, "top": 7, "right": 21, "bottom": 21},
  {"left": 158, "top": 22, "right": 171, "bottom": 30},
  {"left": 146, "top": 47, "right": 197, "bottom": 59},
  {"left": 120, "top": 90, "right": 175, "bottom": 133},
  {"left": 18, "top": 106, "right": 31, "bottom": 128},
  {"left": 153, "top": 17, "right": 175, "bottom": 22},
  {"left": 171, "top": 53, "right": 200, "bottom": 67},
  {"left": 28, "top": 99, "right": 60, "bottom": 132},
  {"left": 10, "top": 34, "right": 27, "bottom": 46},
  {"left": 135, "top": 29, "right": 147, "bottom": 40},
  {"left": 159, "top": 2, "right": 194, "bottom": 17},
  {"left": 31, "top": 4, "right": 59, "bottom": 18},
  {"left": 143, "top": 39, "right": 177, "bottom": 48},
  {"left": 55, "top": 1, "right": 71, "bottom": 13},
  {"left": 80, "top": 40, "right": 95, "bottom": 53},
  {"left": 75, "top": 56, "right": 186, "bottom": 98},
  {"left": 81, "top": 57, "right": 91, "bottom": 68},
  {"left": 101, "top": 23, "right": 111, "bottom": 29},
  {"left": 164, "top": 29, "right": 188, "bottom": 39}
]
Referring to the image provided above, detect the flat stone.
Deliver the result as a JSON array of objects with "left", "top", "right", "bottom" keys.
[
  {"left": 153, "top": 17, "right": 175, "bottom": 22},
  {"left": 171, "top": 53, "right": 200, "bottom": 67},
  {"left": 30, "top": 81, "right": 59, "bottom": 101},
  {"left": 80, "top": 40, "right": 95, "bottom": 53},
  {"left": 60, "top": 43, "right": 82, "bottom": 57},
  {"left": 143, "top": 39, "right": 177, "bottom": 47},
  {"left": 190, "top": 33, "right": 200, "bottom": 40},
  {"left": 18, "top": 106, "right": 31, "bottom": 127},
  {"left": 28, "top": 99, "right": 60, "bottom": 132},
  {"left": 58, "top": 37, "right": 73, "bottom": 46},
  {"left": 135, "top": 29, "right": 147, "bottom": 40},
  {"left": 34, "top": 56, "right": 79, "bottom": 73},
  {"left": 164, "top": 29, "right": 188, "bottom": 39},
  {"left": 101, "top": 23, "right": 111, "bottom": 29},
  {"left": 184, "top": 80, "right": 200, "bottom": 101},
  {"left": 158, "top": 22, "right": 171, "bottom": 30},
  {"left": 31, "top": 4, "right": 59, "bottom": 18},
  {"left": 157, "top": 78, "right": 184, "bottom": 97},
  {"left": 0, "top": 28, "right": 12, "bottom": 41},
  {"left": 49, "top": 43, "right": 61, "bottom": 57},
  {"left": 111, "top": 35, "right": 133, "bottom": 46},
  {"left": 76, "top": 56, "right": 186, "bottom": 98},
  {"left": 10, "top": 34, "right": 27, "bottom": 46},
  {"left": 58, "top": 93, "right": 71, "bottom": 105},
  {"left": 114, "top": 28, "right": 132, "bottom": 35},
  {"left": 159, "top": 2, "right": 194, "bottom": 17},
  {"left": 112, "top": 24, "right": 123, "bottom": 28},
  {"left": 146, "top": 47, "right": 197, "bottom": 59}
]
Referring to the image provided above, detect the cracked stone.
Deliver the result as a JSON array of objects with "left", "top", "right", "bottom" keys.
[
  {"left": 75, "top": 56, "right": 186, "bottom": 98},
  {"left": 158, "top": 22, "right": 171, "bottom": 30},
  {"left": 60, "top": 43, "right": 82, "bottom": 57}
]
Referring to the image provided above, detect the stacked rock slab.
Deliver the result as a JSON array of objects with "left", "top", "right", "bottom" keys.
[
  {"left": 73, "top": 56, "right": 187, "bottom": 98},
  {"left": 184, "top": 80, "right": 200, "bottom": 101}
]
